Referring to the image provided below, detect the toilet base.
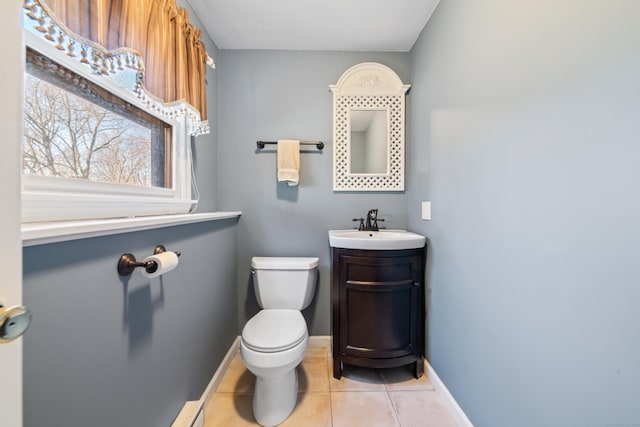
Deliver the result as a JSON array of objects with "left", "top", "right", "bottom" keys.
[{"left": 253, "top": 368, "right": 298, "bottom": 427}]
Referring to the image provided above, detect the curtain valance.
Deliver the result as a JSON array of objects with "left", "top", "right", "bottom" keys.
[{"left": 27, "top": 0, "right": 209, "bottom": 123}]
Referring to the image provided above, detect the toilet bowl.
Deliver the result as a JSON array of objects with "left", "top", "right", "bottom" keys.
[
  {"left": 240, "top": 257, "right": 318, "bottom": 427},
  {"left": 241, "top": 310, "right": 308, "bottom": 426}
]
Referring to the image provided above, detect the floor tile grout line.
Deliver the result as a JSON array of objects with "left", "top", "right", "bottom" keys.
[
  {"left": 325, "top": 354, "right": 335, "bottom": 426},
  {"left": 381, "top": 368, "right": 404, "bottom": 427},
  {"left": 388, "top": 389, "right": 403, "bottom": 427}
]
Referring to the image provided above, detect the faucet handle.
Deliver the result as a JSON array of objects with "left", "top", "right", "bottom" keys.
[{"left": 352, "top": 218, "right": 365, "bottom": 230}]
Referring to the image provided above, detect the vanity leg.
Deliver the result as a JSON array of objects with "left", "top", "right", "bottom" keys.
[
  {"left": 333, "top": 359, "right": 342, "bottom": 379},
  {"left": 414, "top": 359, "right": 424, "bottom": 379}
]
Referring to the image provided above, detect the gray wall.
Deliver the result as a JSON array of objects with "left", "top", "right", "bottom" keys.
[
  {"left": 23, "top": 220, "right": 238, "bottom": 427},
  {"left": 216, "top": 50, "right": 411, "bottom": 335},
  {"left": 407, "top": 1, "right": 640, "bottom": 426},
  {"left": 22, "top": 2, "right": 240, "bottom": 427}
]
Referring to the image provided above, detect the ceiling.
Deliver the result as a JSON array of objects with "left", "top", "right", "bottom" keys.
[{"left": 187, "top": 0, "right": 441, "bottom": 51}]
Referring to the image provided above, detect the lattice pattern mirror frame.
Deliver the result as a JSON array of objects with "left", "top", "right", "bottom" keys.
[{"left": 330, "top": 62, "right": 410, "bottom": 191}]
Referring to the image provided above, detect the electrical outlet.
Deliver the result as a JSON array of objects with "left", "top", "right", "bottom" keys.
[{"left": 421, "top": 201, "right": 431, "bottom": 220}]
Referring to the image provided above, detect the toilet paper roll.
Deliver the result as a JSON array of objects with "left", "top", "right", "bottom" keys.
[{"left": 141, "top": 251, "right": 179, "bottom": 278}]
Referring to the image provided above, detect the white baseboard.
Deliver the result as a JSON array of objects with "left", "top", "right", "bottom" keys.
[
  {"left": 426, "top": 361, "right": 473, "bottom": 427},
  {"left": 171, "top": 401, "right": 201, "bottom": 427},
  {"left": 171, "top": 336, "right": 241, "bottom": 427},
  {"left": 201, "top": 336, "right": 241, "bottom": 405},
  {"left": 308, "top": 335, "right": 331, "bottom": 346}
]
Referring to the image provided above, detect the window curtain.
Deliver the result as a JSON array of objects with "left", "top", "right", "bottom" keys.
[{"left": 35, "top": 0, "right": 208, "bottom": 121}]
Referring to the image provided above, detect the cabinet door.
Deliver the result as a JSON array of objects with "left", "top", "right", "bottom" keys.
[{"left": 338, "top": 253, "right": 422, "bottom": 359}]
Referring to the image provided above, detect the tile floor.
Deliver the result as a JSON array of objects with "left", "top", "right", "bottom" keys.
[{"left": 204, "top": 338, "right": 458, "bottom": 427}]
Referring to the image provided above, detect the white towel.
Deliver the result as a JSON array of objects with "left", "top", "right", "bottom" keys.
[{"left": 277, "top": 139, "right": 300, "bottom": 186}]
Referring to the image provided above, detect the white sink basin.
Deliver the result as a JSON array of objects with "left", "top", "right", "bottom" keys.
[{"left": 328, "top": 229, "right": 426, "bottom": 250}]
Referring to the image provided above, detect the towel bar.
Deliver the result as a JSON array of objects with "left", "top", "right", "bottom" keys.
[{"left": 256, "top": 140, "right": 324, "bottom": 150}]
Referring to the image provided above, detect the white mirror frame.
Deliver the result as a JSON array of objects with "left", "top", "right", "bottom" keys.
[{"left": 330, "top": 62, "right": 410, "bottom": 191}]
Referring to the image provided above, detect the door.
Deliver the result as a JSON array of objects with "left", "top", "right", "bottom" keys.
[{"left": 0, "top": 1, "right": 25, "bottom": 426}]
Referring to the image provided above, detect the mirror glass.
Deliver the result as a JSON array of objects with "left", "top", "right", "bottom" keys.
[{"left": 349, "top": 109, "right": 388, "bottom": 174}]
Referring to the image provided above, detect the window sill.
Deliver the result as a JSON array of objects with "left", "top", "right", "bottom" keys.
[{"left": 22, "top": 212, "right": 242, "bottom": 247}]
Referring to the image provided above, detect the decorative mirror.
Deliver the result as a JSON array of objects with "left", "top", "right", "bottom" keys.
[{"left": 330, "top": 62, "right": 410, "bottom": 191}]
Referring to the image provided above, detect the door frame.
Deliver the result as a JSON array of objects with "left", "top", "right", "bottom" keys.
[{"left": 0, "top": 1, "right": 25, "bottom": 426}]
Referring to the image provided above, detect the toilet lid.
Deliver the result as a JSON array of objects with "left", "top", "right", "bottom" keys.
[{"left": 242, "top": 310, "right": 308, "bottom": 353}]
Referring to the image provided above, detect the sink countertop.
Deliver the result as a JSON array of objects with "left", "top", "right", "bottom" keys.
[{"left": 328, "top": 229, "right": 426, "bottom": 250}]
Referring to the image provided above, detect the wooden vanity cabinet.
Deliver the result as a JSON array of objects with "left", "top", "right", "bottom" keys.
[{"left": 331, "top": 246, "right": 426, "bottom": 379}]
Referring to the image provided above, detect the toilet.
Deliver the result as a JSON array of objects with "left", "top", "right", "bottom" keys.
[{"left": 240, "top": 256, "right": 319, "bottom": 427}]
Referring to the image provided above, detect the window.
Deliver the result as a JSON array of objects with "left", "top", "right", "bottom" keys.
[
  {"left": 21, "top": 0, "right": 212, "bottom": 225},
  {"left": 22, "top": 33, "right": 196, "bottom": 223},
  {"left": 24, "top": 48, "right": 171, "bottom": 189}
]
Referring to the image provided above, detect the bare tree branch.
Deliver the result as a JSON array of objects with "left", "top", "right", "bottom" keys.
[{"left": 23, "top": 74, "right": 158, "bottom": 187}]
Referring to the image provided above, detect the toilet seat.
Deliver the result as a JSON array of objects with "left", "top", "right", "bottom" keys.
[{"left": 242, "top": 310, "right": 307, "bottom": 353}]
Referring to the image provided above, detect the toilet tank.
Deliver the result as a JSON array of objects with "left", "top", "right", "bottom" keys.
[{"left": 251, "top": 257, "right": 319, "bottom": 309}]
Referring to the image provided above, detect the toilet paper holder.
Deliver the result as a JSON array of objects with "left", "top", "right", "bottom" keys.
[{"left": 118, "top": 245, "right": 181, "bottom": 276}]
